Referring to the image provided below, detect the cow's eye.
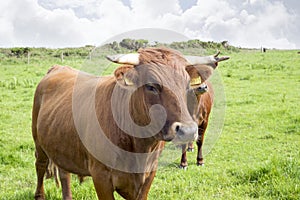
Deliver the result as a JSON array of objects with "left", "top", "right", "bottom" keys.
[{"left": 145, "top": 83, "right": 160, "bottom": 94}]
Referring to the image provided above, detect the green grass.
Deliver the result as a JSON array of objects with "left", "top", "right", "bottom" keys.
[{"left": 0, "top": 49, "right": 299, "bottom": 199}]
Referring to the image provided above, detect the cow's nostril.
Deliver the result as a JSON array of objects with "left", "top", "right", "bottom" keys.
[{"left": 175, "top": 125, "right": 180, "bottom": 132}]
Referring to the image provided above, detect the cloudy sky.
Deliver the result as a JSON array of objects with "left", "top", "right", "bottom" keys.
[{"left": 0, "top": 0, "right": 299, "bottom": 49}]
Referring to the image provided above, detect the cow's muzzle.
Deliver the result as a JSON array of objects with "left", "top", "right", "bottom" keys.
[
  {"left": 167, "top": 122, "right": 198, "bottom": 144},
  {"left": 194, "top": 83, "right": 208, "bottom": 95}
]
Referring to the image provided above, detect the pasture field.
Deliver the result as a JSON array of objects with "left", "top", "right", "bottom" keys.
[{"left": 0, "top": 48, "right": 299, "bottom": 199}]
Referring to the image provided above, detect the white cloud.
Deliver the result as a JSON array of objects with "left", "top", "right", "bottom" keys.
[
  {"left": 131, "top": 0, "right": 182, "bottom": 18},
  {"left": 181, "top": 0, "right": 298, "bottom": 49},
  {"left": 38, "top": 0, "right": 104, "bottom": 19},
  {"left": 2, "top": 0, "right": 94, "bottom": 47},
  {"left": 244, "top": 0, "right": 260, "bottom": 5},
  {"left": 235, "top": 1, "right": 297, "bottom": 49},
  {"left": 0, "top": 0, "right": 299, "bottom": 49}
]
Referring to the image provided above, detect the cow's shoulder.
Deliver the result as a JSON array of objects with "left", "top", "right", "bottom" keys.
[
  {"left": 46, "top": 65, "right": 77, "bottom": 76},
  {"left": 36, "top": 65, "right": 77, "bottom": 95}
]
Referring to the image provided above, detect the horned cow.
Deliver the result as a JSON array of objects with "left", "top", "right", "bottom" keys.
[{"left": 180, "top": 52, "right": 228, "bottom": 169}]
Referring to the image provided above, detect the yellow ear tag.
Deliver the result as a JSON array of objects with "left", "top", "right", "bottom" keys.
[{"left": 190, "top": 76, "right": 202, "bottom": 86}]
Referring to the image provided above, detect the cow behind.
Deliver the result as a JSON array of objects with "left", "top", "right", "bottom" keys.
[
  {"left": 180, "top": 55, "right": 228, "bottom": 168},
  {"left": 180, "top": 81, "right": 214, "bottom": 168}
]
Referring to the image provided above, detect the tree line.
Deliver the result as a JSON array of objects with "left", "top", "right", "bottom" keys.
[{"left": 0, "top": 39, "right": 239, "bottom": 65}]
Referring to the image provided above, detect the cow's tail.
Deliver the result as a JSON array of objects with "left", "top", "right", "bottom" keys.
[{"left": 46, "top": 160, "right": 60, "bottom": 188}]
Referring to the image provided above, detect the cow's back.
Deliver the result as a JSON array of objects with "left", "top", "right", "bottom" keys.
[{"left": 32, "top": 65, "right": 97, "bottom": 175}]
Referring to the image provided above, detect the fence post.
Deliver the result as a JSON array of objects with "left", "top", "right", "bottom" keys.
[
  {"left": 27, "top": 51, "right": 30, "bottom": 64},
  {"left": 61, "top": 52, "right": 64, "bottom": 63}
]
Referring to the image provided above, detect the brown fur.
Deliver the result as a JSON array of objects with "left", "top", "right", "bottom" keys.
[{"left": 138, "top": 47, "right": 188, "bottom": 70}]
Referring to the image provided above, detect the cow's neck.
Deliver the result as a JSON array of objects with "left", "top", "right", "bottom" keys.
[
  {"left": 131, "top": 136, "right": 165, "bottom": 173},
  {"left": 131, "top": 136, "right": 165, "bottom": 153}
]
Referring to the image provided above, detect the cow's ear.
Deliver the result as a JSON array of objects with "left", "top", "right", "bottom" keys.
[
  {"left": 186, "top": 64, "right": 214, "bottom": 86},
  {"left": 114, "top": 65, "right": 137, "bottom": 87}
]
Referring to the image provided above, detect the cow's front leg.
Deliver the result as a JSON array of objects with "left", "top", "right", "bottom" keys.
[
  {"left": 34, "top": 146, "right": 48, "bottom": 200},
  {"left": 90, "top": 167, "right": 115, "bottom": 200},
  {"left": 196, "top": 123, "right": 208, "bottom": 166},
  {"left": 187, "top": 141, "right": 194, "bottom": 152},
  {"left": 135, "top": 172, "right": 156, "bottom": 200},
  {"left": 180, "top": 144, "right": 188, "bottom": 169}
]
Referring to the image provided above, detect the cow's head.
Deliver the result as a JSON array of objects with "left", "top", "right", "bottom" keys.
[
  {"left": 185, "top": 51, "right": 229, "bottom": 95},
  {"left": 107, "top": 48, "right": 229, "bottom": 144}
]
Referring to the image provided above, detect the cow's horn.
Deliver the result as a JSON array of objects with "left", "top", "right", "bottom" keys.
[
  {"left": 184, "top": 51, "right": 230, "bottom": 65},
  {"left": 106, "top": 53, "right": 140, "bottom": 65},
  {"left": 124, "top": 77, "right": 134, "bottom": 86}
]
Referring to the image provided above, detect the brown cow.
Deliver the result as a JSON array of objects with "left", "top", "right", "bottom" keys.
[
  {"left": 32, "top": 47, "right": 228, "bottom": 200},
  {"left": 180, "top": 53, "right": 229, "bottom": 168},
  {"left": 180, "top": 81, "right": 214, "bottom": 168}
]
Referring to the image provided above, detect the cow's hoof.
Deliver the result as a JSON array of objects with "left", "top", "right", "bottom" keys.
[
  {"left": 197, "top": 163, "right": 204, "bottom": 167},
  {"left": 187, "top": 147, "right": 194, "bottom": 152},
  {"left": 34, "top": 195, "right": 45, "bottom": 200},
  {"left": 179, "top": 165, "right": 188, "bottom": 170}
]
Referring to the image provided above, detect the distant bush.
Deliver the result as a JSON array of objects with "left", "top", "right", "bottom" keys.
[
  {"left": 119, "top": 38, "right": 148, "bottom": 51},
  {"left": 10, "top": 47, "right": 30, "bottom": 57}
]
